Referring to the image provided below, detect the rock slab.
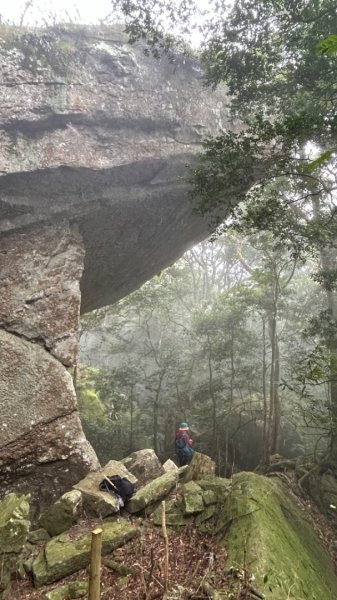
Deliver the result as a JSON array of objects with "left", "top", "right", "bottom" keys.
[{"left": 33, "top": 519, "right": 137, "bottom": 587}]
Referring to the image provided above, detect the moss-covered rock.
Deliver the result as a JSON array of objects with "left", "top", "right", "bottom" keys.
[
  {"left": 196, "top": 477, "right": 232, "bottom": 501},
  {"left": 43, "top": 585, "right": 70, "bottom": 600},
  {"left": 0, "top": 493, "right": 30, "bottom": 552},
  {"left": 28, "top": 528, "right": 50, "bottom": 544},
  {"left": 182, "top": 482, "right": 204, "bottom": 514},
  {"left": 33, "top": 519, "right": 137, "bottom": 587},
  {"left": 127, "top": 471, "right": 178, "bottom": 513},
  {"left": 218, "top": 472, "right": 337, "bottom": 599},
  {"left": 43, "top": 580, "right": 88, "bottom": 599},
  {"left": 0, "top": 493, "right": 31, "bottom": 596},
  {"left": 68, "top": 580, "right": 88, "bottom": 598},
  {"left": 201, "top": 490, "right": 218, "bottom": 505},
  {"left": 39, "top": 490, "right": 82, "bottom": 537}
]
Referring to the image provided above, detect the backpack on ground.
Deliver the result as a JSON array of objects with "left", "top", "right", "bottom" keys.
[{"left": 99, "top": 475, "right": 135, "bottom": 504}]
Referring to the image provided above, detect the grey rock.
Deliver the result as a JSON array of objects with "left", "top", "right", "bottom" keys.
[
  {"left": 0, "top": 26, "right": 231, "bottom": 316},
  {"left": 0, "top": 329, "right": 99, "bottom": 513},
  {"left": 73, "top": 460, "right": 137, "bottom": 517},
  {"left": 122, "top": 449, "right": 164, "bottom": 486}
]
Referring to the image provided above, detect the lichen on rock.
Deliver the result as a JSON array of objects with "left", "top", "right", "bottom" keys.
[
  {"left": 32, "top": 518, "right": 137, "bottom": 587},
  {"left": 218, "top": 471, "right": 337, "bottom": 599},
  {"left": 0, "top": 493, "right": 31, "bottom": 596},
  {"left": 127, "top": 471, "right": 179, "bottom": 513}
]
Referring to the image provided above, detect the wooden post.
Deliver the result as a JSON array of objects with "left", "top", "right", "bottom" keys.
[
  {"left": 88, "top": 527, "right": 103, "bottom": 600},
  {"left": 161, "top": 500, "right": 169, "bottom": 596}
]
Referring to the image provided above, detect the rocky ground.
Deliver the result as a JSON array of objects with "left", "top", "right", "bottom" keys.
[
  {"left": 11, "top": 519, "right": 251, "bottom": 599},
  {"left": 3, "top": 450, "right": 337, "bottom": 600}
]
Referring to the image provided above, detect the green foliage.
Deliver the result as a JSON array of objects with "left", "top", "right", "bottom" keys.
[{"left": 316, "top": 34, "right": 337, "bottom": 56}]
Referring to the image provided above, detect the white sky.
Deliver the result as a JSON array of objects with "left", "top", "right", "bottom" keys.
[{"left": 0, "top": 0, "right": 116, "bottom": 26}]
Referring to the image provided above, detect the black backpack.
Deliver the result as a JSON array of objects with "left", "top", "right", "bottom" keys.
[{"left": 99, "top": 475, "right": 135, "bottom": 503}]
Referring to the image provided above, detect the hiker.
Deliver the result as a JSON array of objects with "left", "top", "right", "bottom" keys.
[{"left": 175, "top": 422, "right": 194, "bottom": 467}]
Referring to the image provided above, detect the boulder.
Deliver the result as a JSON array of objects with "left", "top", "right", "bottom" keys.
[
  {"left": 33, "top": 519, "right": 137, "bottom": 587},
  {"left": 127, "top": 471, "right": 179, "bottom": 514},
  {"left": 0, "top": 23, "right": 252, "bottom": 511},
  {"left": 73, "top": 460, "right": 137, "bottom": 517},
  {"left": 122, "top": 449, "right": 164, "bottom": 486},
  {"left": 183, "top": 452, "right": 216, "bottom": 482},
  {"left": 39, "top": 490, "right": 83, "bottom": 537},
  {"left": 0, "top": 329, "right": 99, "bottom": 515},
  {"left": 163, "top": 459, "right": 179, "bottom": 473},
  {"left": 0, "top": 493, "right": 31, "bottom": 596},
  {"left": 151, "top": 478, "right": 225, "bottom": 527},
  {"left": 218, "top": 472, "right": 337, "bottom": 599}
]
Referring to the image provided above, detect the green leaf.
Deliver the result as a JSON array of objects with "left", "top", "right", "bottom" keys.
[
  {"left": 304, "top": 151, "right": 333, "bottom": 173},
  {"left": 316, "top": 35, "right": 337, "bottom": 56}
]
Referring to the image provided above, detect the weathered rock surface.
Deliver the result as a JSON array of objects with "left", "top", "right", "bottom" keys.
[
  {"left": 0, "top": 221, "right": 84, "bottom": 367},
  {"left": 0, "top": 329, "right": 99, "bottom": 512},
  {"left": 73, "top": 460, "right": 137, "bottom": 517},
  {"left": 219, "top": 472, "right": 337, "bottom": 599},
  {"left": 122, "top": 449, "right": 164, "bottom": 486},
  {"left": 0, "top": 24, "right": 230, "bottom": 313},
  {"left": 33, "top": 518, "right": 137, "bottom": 586},
  {"left": 0, "top": 23, "right": 237, "bottom": 506}
]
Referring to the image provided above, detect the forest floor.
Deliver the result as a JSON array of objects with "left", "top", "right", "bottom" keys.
[
  {"left": 11, "top": 519, "right": 259, "bottom": 600},
  {"left": 10, "top": 472, "right": 337, "bottom": 600}
]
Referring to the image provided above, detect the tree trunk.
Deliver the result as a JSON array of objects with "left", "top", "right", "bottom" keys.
[
  {"left": 207, "top": 335, "right": 218, "bottom": 458},
  {"left": 262, "top": 318, "right": 268, "bottom": 463}
]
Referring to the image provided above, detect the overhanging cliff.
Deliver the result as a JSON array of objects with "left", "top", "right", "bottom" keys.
[{"left": 0, "top": 24, "right": 237, "bottom": 508}]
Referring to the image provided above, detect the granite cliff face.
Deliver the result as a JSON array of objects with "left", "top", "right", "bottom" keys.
[{"left": 0, "top": 24, "right": 234, "bottom": 508}]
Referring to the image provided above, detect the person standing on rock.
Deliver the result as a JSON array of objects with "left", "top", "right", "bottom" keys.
[{"left": 175, "top": 422, "right": 194, "bottom": 467}]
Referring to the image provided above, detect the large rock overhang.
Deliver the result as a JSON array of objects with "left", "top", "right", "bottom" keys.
[
  {"left": 0, "top": 24, "right": 230, "bottom": 313},
  {"left": 0, "top": 157, "right": 211, "bottom": 314},
  {"left": 0, "top": 23, "right": 232, "bottom": 509}
]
